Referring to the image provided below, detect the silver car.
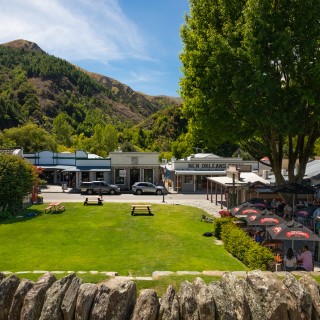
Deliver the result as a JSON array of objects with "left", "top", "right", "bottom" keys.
[
  {"left": 132, "top": 182, "right": 166, "bottom": 195},
  {"left": 79, "top": 181, "right": 120, "bottom": 195}
]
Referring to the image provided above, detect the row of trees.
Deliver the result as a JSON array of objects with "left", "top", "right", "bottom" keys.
[
  {"left": 0, "top": 44, "right": 192, "bottom": 159},
  {"left": 0, "top": 102, "right": 191, "bottom": 159}
]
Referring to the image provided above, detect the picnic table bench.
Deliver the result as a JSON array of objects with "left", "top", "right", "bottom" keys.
[
  {"left": 131, "top": 204, "right": 152, "bottom": 216},
  {"left": 45, "top": 202, "right": 65, "bottom": 213},
  {"left": 45, "top": 205, "right": 53, "bottom": 213},
  {"left": 84, "top": 197, "right": 103, "bottom": 205}
]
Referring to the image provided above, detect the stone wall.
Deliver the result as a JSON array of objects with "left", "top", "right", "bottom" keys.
[{"left": 0, "top": 270, "right": 320, "bottom": 319}]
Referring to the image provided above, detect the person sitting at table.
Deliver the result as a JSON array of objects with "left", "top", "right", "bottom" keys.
[
  {"left": 254, "top": 230, "right": 264, "bottom": 244},
  {"left": 276, "top": 201, "right": 285, "bottom": 216},
  {"left": 271, "top": 199, "right": 277, "bottom": 212},
  {"left": 283, "top": 248, "right": 297, "bottom": 272},
  {"left": 283, "top": 203, "right": 293, "bottom": 220},
  {"left": 296, "top": 245, "right": 313, "bottom": 271}
]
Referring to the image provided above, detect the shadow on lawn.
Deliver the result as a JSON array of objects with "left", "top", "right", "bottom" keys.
[{"left": 0, "top": 208, "right": 44, "bottom": 225}]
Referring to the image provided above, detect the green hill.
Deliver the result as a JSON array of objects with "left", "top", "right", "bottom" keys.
[{"left": 0, "top": 39, "right": 182, "bottom": 135}]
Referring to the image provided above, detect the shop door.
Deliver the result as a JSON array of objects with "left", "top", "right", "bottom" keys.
[{"left": 130, "top": 169, "right": 140, "bottom": 188}]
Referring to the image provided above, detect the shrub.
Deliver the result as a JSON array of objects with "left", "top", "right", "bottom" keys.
[
  {"left": 245, "top": 245, "right": 274, "bottom": 270},
  {"left": 213, "top": 217, "right": 234, "bottom": 239},
  {"left": 38, "top": 178, "right": 47, "bottom": 186},
  {"left": 219, "top": 219, "right": 274, "bottom": 270}
]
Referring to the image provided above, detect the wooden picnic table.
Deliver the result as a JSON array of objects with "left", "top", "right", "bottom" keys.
[
  {"left": 84, "top": 197, "right": 103, "bottom": 205},
  {"left": 45, "top": 202, "right": 65, "bottom": 213},
  {"left": 131, "top": 204, "right": 152, "bottom": 216}
]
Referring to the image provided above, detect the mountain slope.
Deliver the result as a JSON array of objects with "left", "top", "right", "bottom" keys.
[{"left": 0, "top": 39, "right": 181, "bottom": 133}]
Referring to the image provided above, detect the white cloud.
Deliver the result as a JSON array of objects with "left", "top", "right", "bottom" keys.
[
  {"left": 125, "top": 69, "right": 167, "bottom": 85},
  {"left": 0, "top": 0, "right": 148, "bottom": 62}
]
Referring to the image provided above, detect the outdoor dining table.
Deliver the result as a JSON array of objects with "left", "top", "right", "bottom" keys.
[
  {"left": 49, "top": 202, "right": 61, "bottom": 210},
  {"left": 47, "top": 202, "right": 64, "bottom": 213}
]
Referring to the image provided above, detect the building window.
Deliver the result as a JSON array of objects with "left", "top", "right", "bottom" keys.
[
  {"left": 96, "top": 172, "right": 104, "bottom": 181},
  {"left": 184, "top": 175, "right": 193, "bottom": 184},
  {"left": 115, "top": 169, "right": 125, "bottom": 185},
  {"left": 81, "top": 172, "right": 89, "bottom": 182},
  {"left": 144, "top": 169, "right": 153, "bottom": 183}
]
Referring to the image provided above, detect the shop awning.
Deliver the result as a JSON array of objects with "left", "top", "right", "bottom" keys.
[
  {"left": 175, "top": 170, "right": 226, "bottom": 176},
  {"left": 36, "top": 165, "right": 75, "bottom": 170},
  {"left": 63, "top": 166, "right": 111, "bottom": 172}
]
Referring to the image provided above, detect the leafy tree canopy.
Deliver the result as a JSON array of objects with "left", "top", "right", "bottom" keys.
[
  {"left": 180, "top": 0, "right": 320, "bottom": 185},
  {"left": 2, "top": 123, "right": 58, "bottom": 153},
  {"left": 0, "top": 154, "right": 36, "bottom": 217}
]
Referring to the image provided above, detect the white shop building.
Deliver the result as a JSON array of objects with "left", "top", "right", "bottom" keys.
[
  {"left": 109, "top": 152, "right": 160, "bottom": 191},
  {"left": 162, "top": 153, "right": 260, "bottom": 193},
  {"left": 24, "top": 150, "right": 111, "bottom": 188}
]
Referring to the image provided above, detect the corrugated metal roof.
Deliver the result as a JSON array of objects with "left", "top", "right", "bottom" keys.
[
  {"left": 207, "top": 172, "right": 270, "bottom": 186},
  {"left": 305, "top": 160, "right": 320, "bottom": 178}
]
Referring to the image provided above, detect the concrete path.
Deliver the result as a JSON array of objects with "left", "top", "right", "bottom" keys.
[{"left": 40, "top": 185, "right": 224, "bottom": 217}]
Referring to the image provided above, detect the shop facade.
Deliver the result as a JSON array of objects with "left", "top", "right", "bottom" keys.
[
  {"left": 162, "top": 153, "right": 260, "bottom": 193},
  {"left": 24, "top": 150, "right": 111, "bottom": 188},
  {"left": 109, "top": 152, "right": 160, "bottom": 191}
]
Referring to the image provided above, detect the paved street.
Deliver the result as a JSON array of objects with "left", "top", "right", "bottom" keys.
[{"left": 40, "top": 185, "right": 226, "bottom": 217}]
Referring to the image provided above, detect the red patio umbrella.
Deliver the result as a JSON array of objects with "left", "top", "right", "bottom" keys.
[
  {"left": 247, "top": 211, "right": 285, "bottom": 227},
  {"left": 230, "top": 202, "right": 255, "bottom": 215},
  {"left": 294, "top": 207, "right": 317, "bottom": 220},
  {"left": 234, "top": 206, "right": 262, "bottom": 218},
  {"left": 266, "top": 221, "right": 320, "bottom": 249}
]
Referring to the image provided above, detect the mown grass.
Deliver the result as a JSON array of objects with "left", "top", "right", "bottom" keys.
[{"left": 0, "top": 202, "right": 245, "bottom": 277}]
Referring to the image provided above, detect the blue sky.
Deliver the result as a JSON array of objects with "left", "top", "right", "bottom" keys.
[{"left": 0, "top": 0, "right": 190, "bottom": 97}]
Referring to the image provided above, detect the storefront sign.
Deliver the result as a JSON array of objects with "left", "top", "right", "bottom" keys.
[{"left": 188, "top": 163, "right": 227, "bottom": 169}]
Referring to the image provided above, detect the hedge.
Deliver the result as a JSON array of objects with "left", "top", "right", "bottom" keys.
[
  {"left": 213, "top": 217, "right": 234, "bottom": 239},
  {"left": 215, "top": 218, "right": 274, "bottom": 270}
]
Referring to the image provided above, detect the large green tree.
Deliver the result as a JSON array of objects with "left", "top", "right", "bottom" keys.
[
  {"left": 88, "top": 124, "right": 119, "bottom": 157},
  {"left": 53, "top": 113, "right": 74, "bottom": 147},
  {"left": 180, "top": 0, "right": 320, "bottom": 185},
  {"left": 0, "top": 154, "right": 36, "bottom": 217},
  {"left": 1, "top": 123, "right": 58, "bottom": 153}
]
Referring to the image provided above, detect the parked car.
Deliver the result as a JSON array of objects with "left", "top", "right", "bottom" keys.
[
  {"left": 79, "top": 181, "right": 120, "bottom": 195},
  {"left": 132, "top": 182, "right": 166, "bottom": 195}
]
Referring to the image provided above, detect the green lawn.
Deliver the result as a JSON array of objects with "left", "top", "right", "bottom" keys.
[{"left": 0, "top": 203, "right": 246, "bottom": 276}]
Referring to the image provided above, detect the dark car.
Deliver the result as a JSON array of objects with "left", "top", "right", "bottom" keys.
[
  {"left": 79, "top": 181, "right": 120, "bottom": 195},
  {"left": 132, "top": 182, "right": 166, "bottom": 195}
]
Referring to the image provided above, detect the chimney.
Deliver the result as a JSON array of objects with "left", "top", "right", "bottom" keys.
[
  {"left": 262, "top": 170, "right": 269, "bottom": 179},
  {"left": 226, "top": 165, "right": 240, "bottom": 180}
]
